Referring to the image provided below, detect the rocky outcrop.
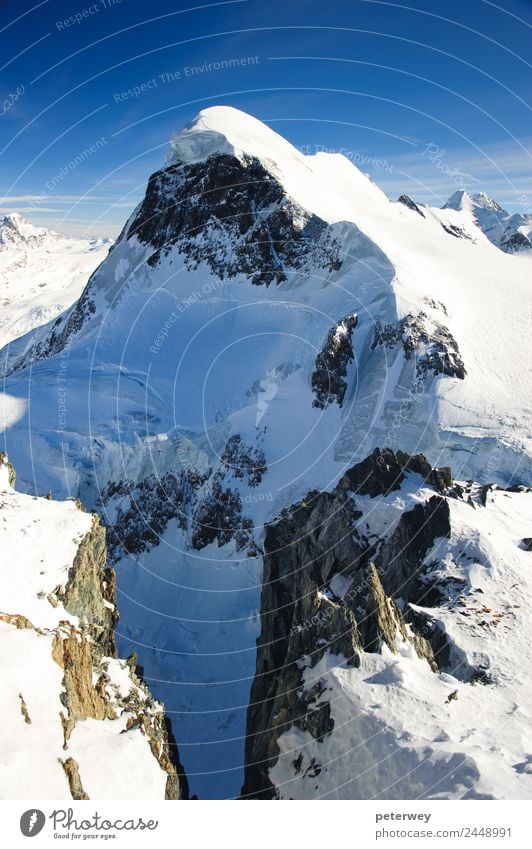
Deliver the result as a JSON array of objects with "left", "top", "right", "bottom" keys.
[
  {"left": 100, "top": 434, "right": 266, "bottom": 560},
  {"left": 0, "top": 451, "right": 16, "bottom": 488},
  {"left": 190, "top": 435, "right": 266, "bottom": 553},
  {"left": 242, "top": 448, "right": 452, "bottom": 798},
  {"left": 372, "top": 311, "right": 466, "bottom": 381},
  {"left": 364, "top": 564, "right": 436, "bottom": 668},
  {"left": 60, "top": 513, "right": 188, "bottom": 799},
  {"left": 441, "top": 222, "right": 474, "bottom": 241},
  {"left": 127, "top": 153, "right": 342, "bottom": 284},
  {"left": 502, "top": 231, "right": 532, "bottom": 252},
  {"left": 52, "top": 626, "right": 115, "bottom": 746},
  {"left": 59, "top": 515, "right": 117, "bottom": 657},
  {"left": 59, "top": 758, "right": 89, "bottom": 800},
  {"left": 7, "top": 283, "right": 96, "bottom": 376},
  {"left": 0, "top": 457, "right": 188, "bottom": 800},
  {"left": 398, "top": 194, "right": 425, "bottom": 217},
  {"left": 102, "top": 470, "right": 193, "bottom": 562},
  {"left": 312, "top": 313, "right": 358, "bottom": 408}
]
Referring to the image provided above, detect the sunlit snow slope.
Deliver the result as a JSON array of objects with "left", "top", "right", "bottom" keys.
[{"left": 0, "top": 107, "right": 530, "bottom": 798}]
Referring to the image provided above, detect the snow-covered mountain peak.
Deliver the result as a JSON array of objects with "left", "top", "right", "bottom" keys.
[
  {"left": 0, "top": 214, "right": 111, "bottom": 350},
  {"left": 166, "top": 106, "right": 308, "bottom": 169},
  {"left": 1, "top": 109, "right": 532, "bottom": 799},
  {"left": 471, "top": 191, "right": 504, "bottom": 212},
  {"left": 443, "top": 189, "right": 470, "bottom": 211},
  {"left": 164, "top": 106, "right": 387, "bottom": 224},
  {"left": 0, "top": 212, "right": 62, "bottom": 250},
  {"left": 444, "top": 190, "right": 502, "bottom": 214},
  {"left": 443, "top": 189, "right": 531, "bottom": 252},
  {"left": 2, "top": 212, "right": 28, "bottom": 228}
]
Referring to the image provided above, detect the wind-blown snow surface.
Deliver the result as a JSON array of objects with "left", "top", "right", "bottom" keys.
[
  {"left": 0, "top": 458, "right": 170, "bottom": 800},
  {"left": 0, "top": 213, "right": 111, "bottom": 351},
  {"left": 0, "top": 107, "right": 531, "bottom": 798}
]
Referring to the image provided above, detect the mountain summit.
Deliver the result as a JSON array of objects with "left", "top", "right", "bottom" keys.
[
  {"left": 443, "top": 189, "right": 532, "bottom": 252},
  {"left": 166, "top": 105, "right": 311, "bottom": 168},
  {"left": 1, "top": 106, "right": 531, "bottom": 799},
  {"left": 0, "top": 213, "right": 110, "bottom": 349},
  {"left": 0, "top": 213, "right": 63, "bottom": 251}
]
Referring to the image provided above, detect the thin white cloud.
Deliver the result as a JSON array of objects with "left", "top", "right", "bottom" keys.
[
  {"left": 0, "top": 194, "right": 128, "bottom": 204},
  {"left": 0, "top": 207, "right": 62, "bottom": 213}
]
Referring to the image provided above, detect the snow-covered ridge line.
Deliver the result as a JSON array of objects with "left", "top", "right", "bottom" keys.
[
  {"left": 168, "top": 108, "right": 531, "bottom": 254},
  {"left": 0, "top": 453, "right": 187, "bottom": 800}
]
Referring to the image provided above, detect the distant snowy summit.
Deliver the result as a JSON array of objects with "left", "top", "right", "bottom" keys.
[
  {"left": 443, "top": 190, "right": 532, "bottom": 253},
  {"left": 0, "top": 212, "right": 109, "bottom": 252},
  {"left": 0, "top": 213, "right": 112, "bottom": 349},
  {"left": 0, "top": 212, "right": 67, "bottom": 252}
]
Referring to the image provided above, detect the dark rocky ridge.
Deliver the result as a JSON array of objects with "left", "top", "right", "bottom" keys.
[
  {"left": 312, "top": 313, "right": 358, "bottom": 408},
  {"left": 100, "top": 434, "right": 266, "bottom": 561},
  {"left": 502, "top": 231, "right": 532, "bottom": 252},
  {"left": 372, "top": 311, "right": 466, "bottom": 381},
  {"left": 126, "top": 153, "right": 343, "bottom": 284},
  {"left": 398, "top": 194, "right": 425, "bottom": 217},
  {"left": 242, "top": 448, "right": 453, "bottom": 799},
  {"left": 441, "top": 222, "right": 474, "bottom": 241},
  {"left": 6, "top": 152, "right": 343, "bottom": 377}
]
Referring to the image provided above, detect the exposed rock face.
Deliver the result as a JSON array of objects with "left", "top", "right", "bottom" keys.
[
  {"left": 312, "top": 313, "right": 358, "bottom": 408},
  {"left": 102, "top": 470, "right": 195, "bottom": 562},
  {"left": 8, "top": 284, "right": 96, "bottom": 376},
  {"left": 6, "top": 153, "right": 342, "bottom": 376},
  {"left": 441, "top": 222, "right": 474, "bottom": 241},
  {"left": 60, "top": 758, "right": 89, "bottom": 800},
  {"left": 58, "top": 516, "right": 189, "bottom": 799},
  {"left": 398, "top": 194, "right": 425, "bottom": 217},
  {"left": 372, "top": 311, "right": 466, "bottom": 381},
  {"left": 343, "top": 447, "right": 452, "bottom": 497},
  {"left": 127, "top": 153, "right": 342, "bottom": 283},
  {"left": 0, "top": 457, "right": 188, "bottom": 800},
  {"left": 190, "top": 435, "right": 266, "bottom": 552},
  {"left": 242, "top": 448, "right": 451, "bottom": 798},
  {"left": 0, "top": 452, "right": 16, "bottom": 488},
  {"left": 60, "top": 515, "right": 117, "bottom": 657},
  {"left": 100, "top": 434, "right": 266, "bottom": 561},
  {"left": 502, "top": 231, "right": 532, "bottom": 252}
]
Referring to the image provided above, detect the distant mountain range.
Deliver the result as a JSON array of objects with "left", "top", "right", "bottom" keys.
[
  {"left": 443, "top": 190, "right": 532, "bottom": 253},
  {"left": 0, "top": 213, "right": 111, "bottom": 351}
]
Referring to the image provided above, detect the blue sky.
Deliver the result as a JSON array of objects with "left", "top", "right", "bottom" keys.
[{"left": 1, "top": 0, "right": 531, "bottom": 237}]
